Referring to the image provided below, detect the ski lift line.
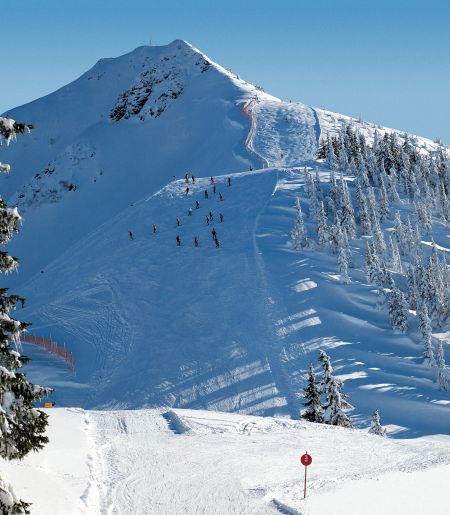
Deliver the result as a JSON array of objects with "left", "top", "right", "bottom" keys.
[
  {"left": 241, "top": 100, "right": 270, "bottom": 169},
  {"left": 14, "top": 333, "right": 76, "bottom": 372}
]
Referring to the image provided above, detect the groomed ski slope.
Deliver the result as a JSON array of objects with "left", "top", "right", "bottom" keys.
[
  {"left": 3, "top": 408, "right": 450, "bottom": 515},
  {"left": 20, "top": 161, "right": 450, "bottom": 436}
]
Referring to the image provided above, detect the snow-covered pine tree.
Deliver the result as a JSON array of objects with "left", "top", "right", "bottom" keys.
[
  {"left": 386, "top": 167, "right": 401, "bottom": 203},
  {"left": 388, "top": 235, "right": 402, "bottom": 274},
  {"left": 388, "top": 286, "right": 409, "bottom": 333},
  {"left": 337, "top": 174, "right": 356, "bottom": 240},
  {"left": 417, "top": 303, "right": 436, "bottom": 367},
  {"left": 301, "top": 365, "right": 324, "bottom": 423},
  {"left": 337, "top": 226, "right": 351, "bottom": 284},
  {"left": 436, "top": 341, "right": 449, "bottom": 391},
  {"left": 393, "top": 211, "right": 406, "bottom": 255},
  {"left": 355, "top": 180, "right": 372, "bottom": 235},
  {"left": 323, "top": 376, "right": 354, "bottom": 428},
  {"left": 368, "top": 409, "right": 387, "bottom": 437},
  {"left": 318, "top": 350, "right": 353, "bottom": 427},
  {"left": 291, "top": 197, "right": 309, "bottom": 250},
  {"left": 326, "top": 138, "right": 338, "bottom": 169},
  {"left": 316, "top": 201, "right": 329, "bottom": 246},
  {"left": 365, "top": 241, "right": 382, "bottom": 285},
  {"left": 318, "top": 349, "right": 333, "bottom": 394},
  {"left": 405, "top": 265, "right": 418, "bottom": 310},
  {"left": 0, "top": 117, "right": 51, "bottom": 514}
]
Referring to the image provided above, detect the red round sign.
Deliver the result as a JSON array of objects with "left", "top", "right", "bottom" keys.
[{"left": 300, "top": 453, "right": 312, "bottom": 466}]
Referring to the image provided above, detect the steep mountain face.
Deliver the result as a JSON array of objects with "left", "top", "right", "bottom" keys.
[
  {"left": 2, "top": 40, "right": 274, "bottom": 284},
  {"left": 2, "top": 40, "right": 449, "bottom": 436}
]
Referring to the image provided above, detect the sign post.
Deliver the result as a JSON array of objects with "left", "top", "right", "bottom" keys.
[{"left": 300, "top": 452, "right": 312, "bottom": 499}]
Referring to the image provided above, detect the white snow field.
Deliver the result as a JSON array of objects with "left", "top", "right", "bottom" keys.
[
  {"left": 2, "top": 408, "right": 450, "bottom": 515},
  {"left": 1, "top": 39, "right": 450, "bottom": 513}
]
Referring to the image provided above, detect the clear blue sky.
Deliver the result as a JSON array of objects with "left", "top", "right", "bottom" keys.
[{"left": 3, "top": 0, "right": 450, "bottom": 142}]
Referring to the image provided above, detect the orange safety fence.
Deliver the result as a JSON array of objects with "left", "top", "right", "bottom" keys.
[{"left": 17, "top": 333, "right": 76, "bottom": 372}]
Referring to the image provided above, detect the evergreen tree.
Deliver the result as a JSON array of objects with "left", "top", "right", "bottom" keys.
[
  {"left": 365, "top": 241, "right": 382, "bottom": 285},
  {"left": 388, "top": 287, "right": 409, "bottom": 333},
  {"left": 337, "top": 226, "right": 351, "bottom": 284},
  {"left": 319, "top": 350, "right": 353, "bottom": 427},
  {"left": 417, "top": 303, "right": 436, "bottom": 367},
  {"left": 436, "top": 341, "right": 449, "bottom": 391},
  {"left": 0, "top": 117, "right": 51, "bottom": 514},
  {"left": 324, "top": 376, "right": 354, "bottom": 428},
  {"left": 316, "top": 201, "right": 329, "bottom": 246},
  {"left": 393, "top": 211, "right": 406, "bottom": 255},
  {"left": 405, "top": 265, "right": 417, "bottom": 310},
  {"left": 301, "top": 365, "right": 324, "bottom": 423},
  {"left": 368, "top": 409, "right": 387, "bottom": 437},
  {"left": 355, "top": 180, "right": 371, "bottom": 235},
  {"left": 291, "top": 197, "right": 309, "bottom": 250},
  {"left": 388, "top": 235, "right": 402, "bottom": 273},
  {"left": 377, "top": 174, "right": 390, "bottom": 222},
  {"left": 337, "top": 175, "right": 356, "bottom": 240},
  {"left": 318, "top": 350, "right": 333, "bottom": 394}
]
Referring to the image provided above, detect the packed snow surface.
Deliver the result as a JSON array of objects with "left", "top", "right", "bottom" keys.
[{"left": 2, "top": 408, "right": 450, "bottom": 515}]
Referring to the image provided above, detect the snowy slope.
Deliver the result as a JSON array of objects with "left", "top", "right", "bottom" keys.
[
  {"left": 3, "top": 408, "right": 450, "bottom": 515},
  {"left": 2, "top": 40, "right": 276, "bottom": 285},
  {"left": 1, "top": 40, "right": 449, "bottom": 438}
]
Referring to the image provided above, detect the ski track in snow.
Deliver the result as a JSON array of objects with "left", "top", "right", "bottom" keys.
[
  {"left": 6, "top": 408, "right": 450, "bottom": 515},
  {"left": 249, "top": 100, "right": 319, "bottom": 167}
]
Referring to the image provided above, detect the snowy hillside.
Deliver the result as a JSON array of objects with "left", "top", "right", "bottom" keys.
[
  {"left": 3, "top": 408, "right": 450, "bottom": 514},
  {"left": 1, "top": 40, "right": 449, "bottom": 439}
]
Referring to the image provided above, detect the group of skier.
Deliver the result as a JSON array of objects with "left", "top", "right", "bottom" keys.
[
  {"left": 129, "top": 173, "right": 232, "bottom": 247},
  {"left": 173, "top": 173, "right": 231, "bottom": 247}
]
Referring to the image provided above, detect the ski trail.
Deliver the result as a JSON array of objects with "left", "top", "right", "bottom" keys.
[
  {"left": 92, "top": 410, "right": 280, "bottom": 514},
  {"left": 251, "top": 172, "right": 308, "bottom": 418},
  {"left": 80, "top": 411, "right": 102, "bottom": 514},
  {"left": 250, "top": 100, "right": 319, "bottom": 167},
  {"left": 242, "top": 99, "right": 270, "bottom": 169}
]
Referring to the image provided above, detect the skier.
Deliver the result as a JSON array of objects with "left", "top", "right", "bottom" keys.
[
  {"left": 210, "top": 176, "right": 215, "bottom": 185},
  {"left": 219, "top": 193, "right": 224, "bottom": 201},
  {"left": 185, "top": 173, "right": 189, "bottom": 183},
  {"left": 176, "top": 235, "right": 181, "bottom": 246},
  {"left": 213, "top": 184, "right": 216, "bottom": 194},
  {"left": 176, "top": 218, "right": 181, "bottom": 227},
  {"left": 205, "top": 215, "right": 210, "bottom": 225},
  {"left": 188, "top": 208, "right": 192, "bottom": 216},
  {"left": 195, "top": 200, "right": 200, "bottom": 209},
  {"left": 128, "top": 230, "right": 134, "bottom": 240},
  {"left": 219, "top": 213, "right": 224, "bottom": 223},
  {"left": 227, "top": 177, "right": 231, "bottom": 186},
  {"left": 204, "top": 190, "right": 209, "bottom": 199},
  {"left": 153, "top": 224, "right": 157, "bottom": 233},
  {"left": 211, "top": 228, "right": 217, "bottom": 240},
  {"left": 185, "top": 186, "right": 190, "bottom": 195},
  {"left": 209, "top": 211, "right": 214, "bottom": 220},
  {"left": 194, "top": 236, "right": 199, "bottom": 247},
  {"left": 191, "top": 175, "right": 195, "bottom": 183}
]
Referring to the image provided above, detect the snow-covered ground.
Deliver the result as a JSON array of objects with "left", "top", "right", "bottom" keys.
[
  {"left": 3, "top": 408, "right": 450, "bottom": 515},
  {"left": 1, "top": 37, "right": 449, "bottom": 514},
  {"left": 1, "top": 39, "right": 447, "bottom": 436}
]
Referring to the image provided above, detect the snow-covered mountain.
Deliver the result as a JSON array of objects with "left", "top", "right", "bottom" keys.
[{"left": 1, "top": 40, "right": 449, "bottom": 437}]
